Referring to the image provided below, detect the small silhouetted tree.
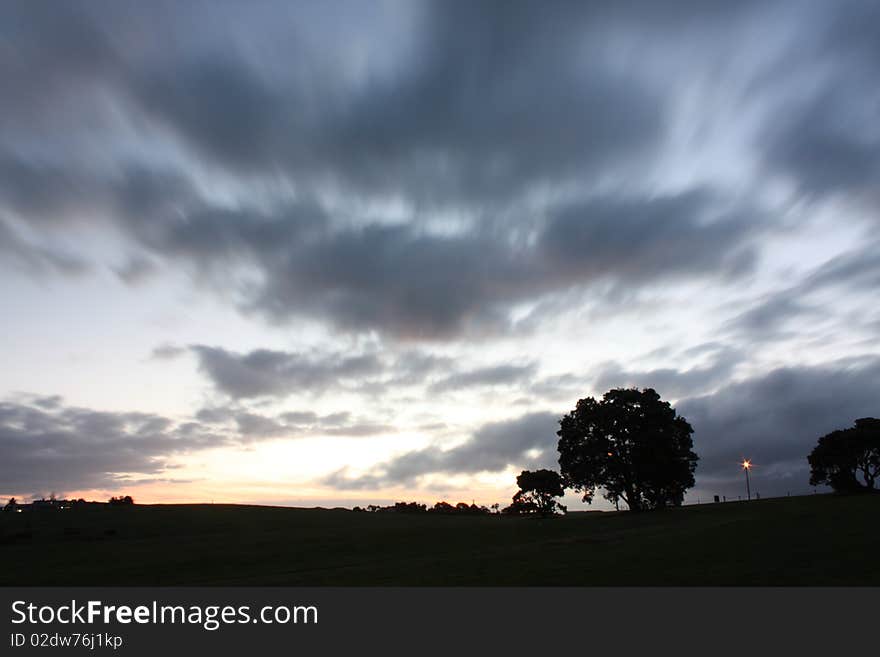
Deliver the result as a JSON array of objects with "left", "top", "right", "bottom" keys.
[
  {"left": 4, "top": 497, "right": 17, "bottom": 512},
  {"left": 808, "top": 418, "right": 880, "bottom": 493},
  {"left": 557, "top": 388, "right": 698, "bottom": 511},
  {"left": 506, "top": 469, "right": 566, "bottom": 517},
  {"left": 108, "top": 495, "right": 134, "bottom": 506}
]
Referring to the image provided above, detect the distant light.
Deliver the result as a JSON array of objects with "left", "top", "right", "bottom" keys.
[
  {"left": 742, "top": 459, "right": 752, "bottom": 470},
  {"left": 607, "top": 452, "right": 614, "bottom": 457}
]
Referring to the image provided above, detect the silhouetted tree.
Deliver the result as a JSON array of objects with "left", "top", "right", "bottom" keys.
[
  {"left": 808, "top": 418, "right": 880, "bottom": 493},
  {"left": 392, "top": 501, "right": 427, "bottom": 513},
  {"left": 428, "top": 501, "right": 489, "bottom": 515},
  {"left": 557, "top": 388, "right": 698, "bottom": 511},
  {"left": 108, "top": 495, "right": 134, "bottom": 506},
  {"left": 502, "top": 498, "right": 538, "bottom": 515},
  {"left": 505, "top": 469, "right": 566, "bottom": 517},
  {"left": 4, "top": 497, "right": 17, "bottom": 512}
]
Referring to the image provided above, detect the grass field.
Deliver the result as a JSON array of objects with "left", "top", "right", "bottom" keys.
[{"left": 1, "top": 493, "right": 877, "bottom": 585}]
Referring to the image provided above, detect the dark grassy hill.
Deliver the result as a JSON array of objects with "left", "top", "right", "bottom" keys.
[{"left": 1, "top": 493, "right": 877, "bottom": 585}]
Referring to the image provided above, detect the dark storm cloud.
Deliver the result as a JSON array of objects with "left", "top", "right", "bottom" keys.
[
  {"left": 234, "top": 412, "right": 288, "bottom": 439},
  {"left": 133, "top": 56, "right": 295, "bottom": 174},
  {"left": 189, "top": 345, "right": 383, "bottom": 399},
  {"left": 0, "top": 157, "right": 96, "bottom": 223},
  {"left": 0, "top": 0, "right": 777, "bottom": 340},
  {"left": 0, "top": 393, "right": 397, "bottom": 495},
  {"left": 0, "top": 2, "right": 121, "bottom": 127},
  {"left": 125, "top": 1, "right": 661, "bottom": 204},
  {"left": 678, "top": 357, "right": 880, "bottom": 496},
  {"left": 757, "top": 2, "right": 880, "bottom": 202},
  {"left": 0, "top": 397, "right": 227, "bottom": 494},
  {"left": 232, "top": 189, "right": 757, "bottom": 338},
  {"left": 324, "top": 411, "right": 558, "bottom": 489},
  {"left": 0, "top": 1, "right": 662, "bottom": 204},
  {"left": 248, "top": 222, "right": 532, "bottom": 339},
  {"left": 536, "top": 191, "right": 756, "bottom": 283},
  {"left": 186, "top": 343, "right": 535, "bottom": 399},
  {"left": 766, "top": 93, "right": 880, "bottom": 199}
]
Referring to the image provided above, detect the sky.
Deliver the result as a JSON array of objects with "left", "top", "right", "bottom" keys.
[{"left": 1, "top": 0, "right": 879, "bottom": 510}]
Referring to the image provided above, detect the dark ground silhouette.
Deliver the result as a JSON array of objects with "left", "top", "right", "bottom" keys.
[{"left": 1, "top": 493, "right": 877, "bottom": 586}]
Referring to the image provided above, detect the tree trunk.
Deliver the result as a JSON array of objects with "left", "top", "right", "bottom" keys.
[{"left": 625, "top": 485, "right": 641, "bottom": 512}]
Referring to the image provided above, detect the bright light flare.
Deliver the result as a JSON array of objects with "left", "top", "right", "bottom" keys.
[{"left": 741, "top": 459, "right": 752, "bottom": 470}]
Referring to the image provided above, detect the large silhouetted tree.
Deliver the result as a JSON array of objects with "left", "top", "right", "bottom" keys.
[
  {"left": 505, "top": 469, "right": 566, "bottom": 516},
  {"left": 808, "top": 418, "right": 880, "bottom": 493},
  {"left": 557, "top": 388, "right": 698, "bottom": 511}
]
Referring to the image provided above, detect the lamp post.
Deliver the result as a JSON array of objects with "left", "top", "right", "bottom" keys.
[{"left": 741, "top": 459, "right": 752, "bottom": 501}]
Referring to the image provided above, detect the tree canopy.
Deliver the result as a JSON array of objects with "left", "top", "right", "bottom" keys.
[
  {"left": 557, "top": 388, "right": 698, "bottom": 511},
  {"left": 504, "top": 469, "right": 567, "bottom": 516},
  {"left": 808, "top": 417, "right": 880, "bottom": 493}
]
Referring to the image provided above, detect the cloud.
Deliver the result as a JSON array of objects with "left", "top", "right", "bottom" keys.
[
  {"left": 0, "top": 392, "right": 401, "bottom": 495},
  {"left": 724, "top": 240, "right": 880, "bottom": 343},
  {"left": 757, "top": 2, "right": 880, "bottom": 202},
  {"left": 0, "top": 218, "right": 88, "bottom": 276},
  {"left": 151, "top": 343, "right": 187, "bottom": 360},
  {"left": 123, "top": 1, "right": 662, "bottom": 205},
  {"left": 186, "top": 342, "right": 545, "bottom": 400},
  {"left": 0, "top": 1, "right": 776, "bottom": 340},
  {"left": 428, "top": 362, "right": 537, "bottom": 394},
  {"left": 804, "top": 242, "right": 880, "bottom": 292},
  {"left": 324, "top": 411, "right": 558, "bottom": 489},
  {"left": 593, "top": 347, "right": 741, "bottom": 400},
  {"left": 186, "top": 343, "right": 542, "bottom": 400},
  {"left": 231, "top": 408, "right": 395, "bottom": 440},
  {"left": 207, "top": 189, "right": 757, "bottom": 339},
  {"left": 113, "top": 256, "right": 158, "bottom": 285},
  {"left": 679, "top": 356, "right": 880, "bottom": 496},
  {"left": 323, "top": 355, "right": 880, "bottom": 498},
  {"left": 0, "top": 397, "right": 227, "bottom": 495},
  {"left": 725, "top": 295, "right": 816, "bottom": 340},
  {"left": 189, "top": 345, "right": 383, "bottom": 399},
  {"left": 0, "top": 1, "right": 663, "bottom": 206},
  {"left": 536, "top": 191, "right": 757, "bottom": 284}
]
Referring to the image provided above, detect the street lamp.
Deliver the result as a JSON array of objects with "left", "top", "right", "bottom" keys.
[{"left": 741, "top": 459, "right": 752, "bottom": 501}]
